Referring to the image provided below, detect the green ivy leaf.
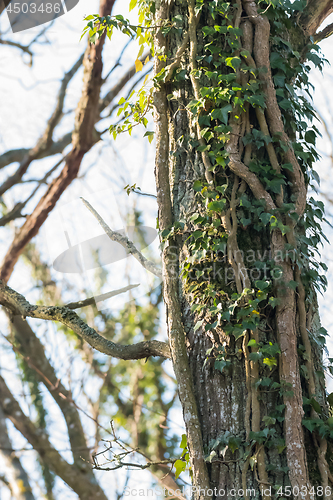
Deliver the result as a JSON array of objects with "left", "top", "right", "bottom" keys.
[
  {"left": 205, "top": 450, "right": 217, "bottom": 463},
  {"left": 263, "top": 416, "right": 276, "bottom": 426},
  {"left": 194, "top": 320, "right": 204, "bottom": 332},
  {"left": 143, "top": 131, "right": 154, "bottom": 143},
  {"left": 240, "top": 217, "right": 251, "bottom": 226},
  {"left": 259, "top": 213, "right": 272, "bottom": 225},
  {"left": 228, "top": 436, "right": 240, "bottom": 453},
  {"left": 174, "top": 459, "right": 186, "bottom": 479},
  {"left": 180, "top": 434, "right": 187, "bottom": 449},
  {"left": 270, "top": 52, "right": 287, "bottom": 72},
  {"left": 304, "top": 130, "right": 317, "bottom": 146},
  {"left": 211, "top": 105, "right": 232, "bottom": 125},
  {"left": 208, "top": 199, "right": 226, "bottom": 212},
  {"left": 273, "top": 74, "right": 285, "bottom": 87},
  {"left": 225, "top": 56, "right": 241, "bottom": 71},
  {"left": 327, "top": 393, "right": 333, "bottom": 407},
  {"left": 192, "top": 230, "right": 204, "bottom": 239},
  {"left": 90, "top": 32, "right": 98, "bottom": 44},
  {"left": 249, "top": 352, "right": 261, "bottom": 362},
  {"left": 205, "top": 321, "right": 218, "bottom": 331},
  {"left": 255, "top": 280, "right": 270, "bottom": 290},
  {"left": 260, "top": 377, "right": 272, "bottom": 387},
  {"left": 215, "top": 156, "right": 226, "bottom": 167},
  {"left": 302, "top": 419, "right": 317, "bottom": 433},
  {"left": 214, "top": 359, "right": 229, "bottom": 373},
  {"left": 193, "top": 180, "right": 203, "bottom": 192},
  {"left": 233, "top": 328, "right": 246, "bottom": 340},
  {"left": 309, "top": 397, "right": 322, "bottom": 414},
  {"left": 287, "top": 280, "right": 298, "bottom": 290},
  {"left": 269, "top": 297, "right": 280, "bottom": 308},
  {"left": 129, "top": 0, "right": 137, "bottom": 10}
]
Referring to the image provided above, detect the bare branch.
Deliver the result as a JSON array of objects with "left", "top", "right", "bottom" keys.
[
  {"left": 8, "top": 316, "right": 94, "bottom": 470},
  {"left": 66, "top": 283, "right": 140, "bottom": 309},
  {"left": 0, "top": 202, "right": 27, "bottom": 227},
  {"left": 102, "top": 38, "right": 132, "bottom": 82},
  {"left": 313, "top": 21, "right": 333, "bottom": 42},
  {"left": 0, "top": 157, "right": 65, "bottom": 227},
  {"left": 0, "top": 53, "right": 153, "bottom": 172},
  {"left": 0, "top": 52, "right": 84, "bottom": 195},
  {"left": 99, "top": 50, "right": 152, "bottom": 112},
  {"left": 0, "top": 38, "right": 33, "bottom": 65},
  {"left": 91, "top": 423, "right": 186, "bottom": 500},
  {"left": 0, "top": 0, "right": 11, "bottom": 16},
  {"left": 299, "top": 0, "right": 333, "bottom": 36},
  {"left": 132, "top": 189, "right": 157, "bottom": 198},
  {"left": 0, "top": 280, "right": 171, "bottom": 359},
  {"left": 0, "top": 406, "right": 35, "bottom": 500},
  {"left": 0, "top": 136, "right": 71, "bottom": 171},
  {"left": 0, "top": 0, "right": 116, "bottom": 282},
  {"left": 81, "top": 198, "right": 162, "bottom": 279},
  {"left": 0, "top": 375, "right": 109, "bottom": 500}
]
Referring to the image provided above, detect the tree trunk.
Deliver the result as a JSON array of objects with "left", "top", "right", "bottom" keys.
[{"left": 154, "top": 0, "right": 333, "bottom": 498}]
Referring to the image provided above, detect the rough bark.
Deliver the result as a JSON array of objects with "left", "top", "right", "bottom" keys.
[
  {"left": 153, "top": 2, "right": 211, "bottom": 494},
  {"left": 153, "top": 0, "right": 333, "bottom": 498}
]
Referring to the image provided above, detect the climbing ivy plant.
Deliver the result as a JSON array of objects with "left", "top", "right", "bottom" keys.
[{"left": 84, "top": 0, "right": 333, "bottom": 497}]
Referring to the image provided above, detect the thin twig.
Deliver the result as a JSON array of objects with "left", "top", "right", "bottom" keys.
[
  {"left": 66, "top": 284, "right": 140, "bottom": 309},
  {"left": 81, "top": 198, "right": 162, "bottom": 279}
]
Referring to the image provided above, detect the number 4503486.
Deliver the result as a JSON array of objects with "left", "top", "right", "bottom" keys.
[
  {"left": 6, "top": 3, "right": 62, "bottom": 14},
  {"left": 277, "top": 486, "right": 331, "bottom": 497}
]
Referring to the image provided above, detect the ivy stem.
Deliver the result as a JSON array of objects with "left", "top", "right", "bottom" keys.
[{"left": 187, "top": 0, "right": 214, "bottom": 184}]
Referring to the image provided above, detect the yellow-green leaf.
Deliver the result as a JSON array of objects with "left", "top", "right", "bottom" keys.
[
  {"left": 174, "top": 459, "right": 186, "bottom": 479},
  {"left": 135, "top": 59, "right": 143, "bottom": 72},
  {"left": 129, "top": 0, "right": 137, "bottom": 11},
  {"left": 263, "top": 357, "right": 277, "bottom": 369},
  {"left": 180, "top": 434, "right": 187, "bottom": 449}
]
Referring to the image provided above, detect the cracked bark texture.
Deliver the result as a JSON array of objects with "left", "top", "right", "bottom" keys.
[{"left": 154, "top": 0, "right": 333, "bottom": 498}]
